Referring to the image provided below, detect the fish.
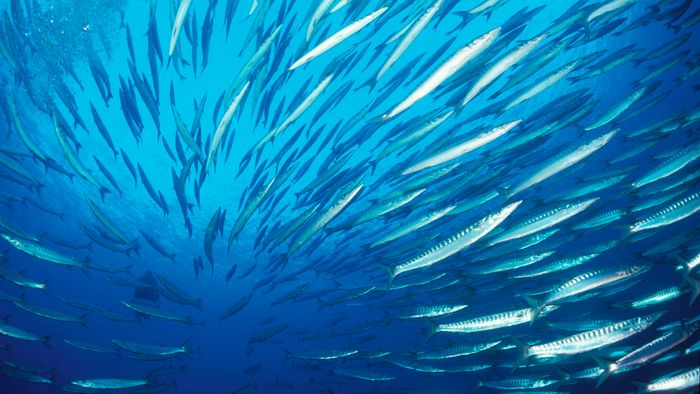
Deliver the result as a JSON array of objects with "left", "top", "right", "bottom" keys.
[
  {"left": 380, "top": 201, "right": 521, "bottom": 283},
  {"left": 290, "top": 7, "right": 388, "bottom": 70},
  {"left": 384, "top": 27, "right": 500, "bottom": 119}
]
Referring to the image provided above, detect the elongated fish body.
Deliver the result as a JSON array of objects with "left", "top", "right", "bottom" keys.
[
  {"left": 251, "top": 74, "right": 334, "bottom": 156},
  {"left": 525, "top": 313, "right": 663, "bottom": 360},
  {"left": 435, "top": 305, "right": 559, "bottom": 334},
  {"left": 386, "top": 201, "right": 521, "bottom": 282},
  {"left": 287, "top": 182, "right": 364, "bottom": 258},
  {"left": 371, "top": 205, "right": 455, "bottom": 248},
  {"left": 508, "top": 130, "right": 617, "bottom": 197},
  {"left": 375, "top": 110, "right": 454, "bottom": 163},
  {"left": 402, "top": 120, "right": 520, "bottom": 175},
  {"left": 14, "top": 300, "right": 87, "bottom": 326},
  {"left": 207, "top": 81, "right": 250, "bottom": 170},
  {"left": 85, "top": 197, "right": 137, "bottom": 250},
  {"left": 417, "top": 340, "right": 501, "bottom": 360},
  {"left": 353, "top": 188, "right": 425, "bottom": 226},
  {"left": 503, "top": 61, "right": 577, "bottom": 111},
  {"left": 0, "top": 321, "right": 49, "bottom": 345},
  {"left": 290, "top": 7, "right": 388, "bottom": 70},
  {"left": 306, "top": 0, "right": 334, "bottom": 41},
  {"left": 228, "top": 176, "right": 276, "bottom": 247},
  {"left": 626, "top": 286, "right": 685, "bottom": 309},
  {"left": 289, "top": 349, "right": 358, "bottom": 360},
  {"left": 479, "top": 376, "right": 559, "bottom": 390},
  {"left": 511, "top": 253, "right": 599, "bottom": 279},
  {"left": 376, "top": 0, "right": 442, "bottom": 81},
  {"left": 640, "top": 367, "right": 699, "bottom": 392},
  {"left": 587, "top": 0, "right": 634, "bottom": 25},
  {"left": 72, "top": 378, "right": 148, "bottom": 390},
  {"left": 630, "top": 191, "right": 700, "bottom": 232},
  {"left": 385, "top": 27, "right": 500, "bottom": 119},
  {"left": 121, "top": 301, "right": 193, "bottom": 324},
  {"left": 585, "top": 86, "right": 647, "bottom": 130},
  {"left": 633, "top": 141, "right": 700, "bottom": 188},
  {"left": 1, "top": 233, "right": 87, "bottom": 270},
  {"left": 169, "top": 0, "right": 192, "bottom": 56},
  {"left": 571, "top": 208, "right": 627, "bottom": 231},
  {"left": 112, "top": 339, "right": 188, "bottom": 357},
  {"left": 600, "top": 322, "right": 700, "bottom": 387},
  {"left": 53, "top": 113, "right": 109, "bottom": 199},
  {"left": 531, "top": 264, "right": 650, "bottom": 317},
  {"left": 8, "top": 94, "right": 45, "bottom": 161},
  {"left": 401, "top": 304, "right": 468, "bottom": 319},
  {"left": 336, "top": 369, "right": 395, "bottom": 381},
  {"left": 475, "top": 251, "right": 555, "bottom": 275},
  {"left": 462, "top": 34, "right": 547, "bottom": 107},
  {"left": 490, "top": 198, "right": 598, "bottom": 245}
]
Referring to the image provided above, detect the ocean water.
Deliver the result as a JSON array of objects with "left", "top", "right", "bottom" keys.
[{"left": 0, "top": 0, "right": 699, "bottom": 392}]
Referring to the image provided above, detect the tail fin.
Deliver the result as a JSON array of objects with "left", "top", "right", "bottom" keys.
[
  {"left": 377, "top": 263, "right": 396, "bottom": 287},
  {"left": 682, "top": 270, "right": 700, "bottom": 305},
  {"left": 511, "top": 336, "right": 529, "bottom": 368},
  {"left": 168, "top": 253, "right": 176, "bottom": 263},
  {"left": 593, "top": 356, "right": 613, "bottom": 388},
  {"left": 523, "top": 295, "right": 542, "bottom": 324}
]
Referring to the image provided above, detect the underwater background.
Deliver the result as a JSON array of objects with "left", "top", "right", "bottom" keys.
[{"left": 0, "top": 0, "right": 699, "bottom": 392}]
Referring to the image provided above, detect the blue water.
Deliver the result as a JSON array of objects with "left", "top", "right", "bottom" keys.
[{"left": 0, "top": 0, "right": 699, "bottom": 392}]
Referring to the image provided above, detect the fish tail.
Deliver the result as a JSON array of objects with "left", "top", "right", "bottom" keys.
[
  {"left": 377, "top": 263, "right": 395, "bottom": 286},
  {"left": 42, "top": 336, "right": 52, "bottom": 349},
  {"left": 522, "top": 295, "right": 541, "bottom": 324},
  {"left": 169, "top": 253, "right": 177, "bottom": 263},
  {"left": 593, "top": 357, "right": 612, "bottom": 388},
  {"left": 510, "top": 336, "right": 529, "bottom": 368},
  {"left": 80, "top": 314, "right": 90, "bottom": 329},
  {"left": 682, "top": 270, "right": 700, "bottom": 305}
]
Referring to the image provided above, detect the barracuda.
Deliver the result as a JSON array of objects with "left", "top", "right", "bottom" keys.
[
  {"left": 381, "top": 201, "right": 521, "bottom": 283},
  {"left": 370, "top": 205, "right": 456, "bottom": 248},
  {"left": 521, "top": 312, "right": 663, "bottom": 362},
  {"left": 596, "top": 322, "right": 700, "bottom": 388},
  {"left": 416, "top": 341, "right": 501, "bottom": 360},
  {"left": 474, "top": 251, "right": 555, "bottom": 275},
  {"left": 400, "top": 304, "right": 468, "bottom": 319},
  {"left": 506, "top": 130, "right": 617, "bottom": 197},
  {"left": 289, "top": 7, "right": 388, "bottom": 70},
  {"left": 72, "top": 378, "right": 148, "bottom": 390},
  {"left": 112, "top": 339, "right": 189, "bottom": 357},
  {"left": 630, "top": 191, "right": 700, "bottom": 232},
  {"left": 571, "top": 208, "right": 627, "bottom": 230},
  {"left": 489, "top": 198, "right": 598, "bottom": 245},
  {"left": 525, "top": 264, "right": 650, "bottom": 320},
  {"left": 402, "top": 120, "right": 520, "bottom": 175},
  {"left": 511, "top": 253, "right": 599, "bottom": 279},
  {"left": 640, "top": 366, "right": 699, "bottom": 392},
  {"left": 633, "top": 141, "right": 700, "bottom": 188},
  {"left": 432, "top": 305, "right": 559, "bottom": 334},
  {"left": 462, "top": 34, "right": 547, "bottom": 107},
  {"left": 287, "top": 181, "right": 364, "bottom": 259},
  {"left": 376, "top": 0, "right": 442, "bottom": 81},
  {"left": 1, "top": 233, "right": 88, "bottom": 271},
  {"left": 384, "top": 27, "right": 500, "bottom": 119}
]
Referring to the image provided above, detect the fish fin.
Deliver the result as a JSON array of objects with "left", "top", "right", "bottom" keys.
[
  {"left": 522, "top": 295, "right": 541, "bottom": 324},
  {"left": 376, "top": 263, "right": 396, "bottom": 286},
  {"left": 682, "top": 270, "right": 700, "bottom": 305},
  {"left": 510, "top": 336, "right": 529, "bottom": 368},
  {"left": 99, "top": 186, "right": 110, "bottom": 202},
  {"left": 169, "top": 253, "right": 177, "bottom": 263},
  {"left": 593, "top": 356, "right": 612, "bottom": 388},
  {"left": 80, "top": 314, "right": 90, "bottom": 329},
  {"left": 422, "top": 319, "right": 437, "bottom": 343},
  {"left": 42, "top": 336, "right": 52, "bottom": 349}
]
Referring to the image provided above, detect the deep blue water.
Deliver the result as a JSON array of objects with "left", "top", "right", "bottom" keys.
[{"left": 0, "top": 0, "right": 699, "bottom": 392}]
